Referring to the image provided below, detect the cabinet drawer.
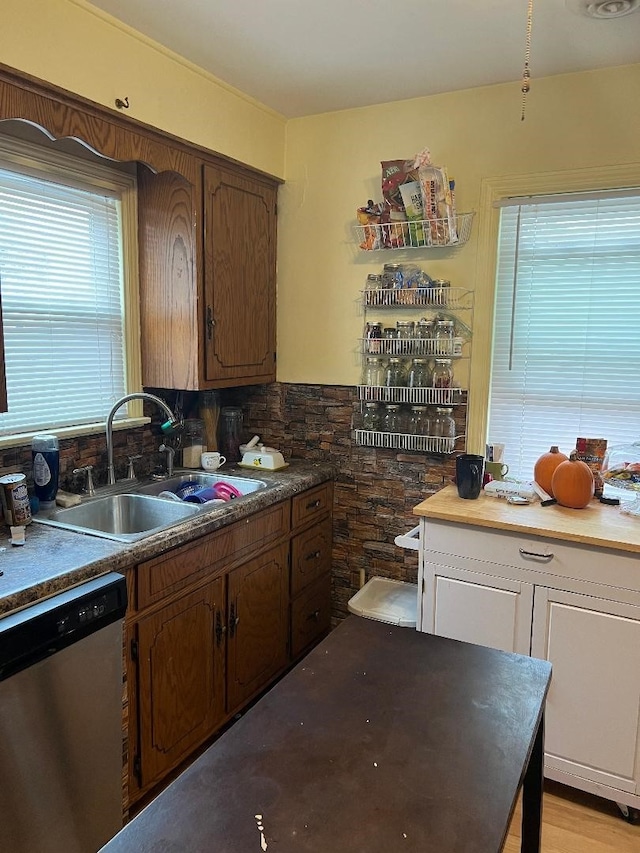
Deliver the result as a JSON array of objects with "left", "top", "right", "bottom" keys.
[
  {"left": 292, "top": 482, "right": 333, "bottom": 531},
  {"left": 425, "top": 518, "right": 640, "bottom": 592},
  {"left": 291, "top": 573, "right": 331, "bottom": 659},
  {"left": 137, "top": 500, "right": 290, "bottom": 609},
  {"left": 291, "top": 515, "right": 333, "bottom": 596}
]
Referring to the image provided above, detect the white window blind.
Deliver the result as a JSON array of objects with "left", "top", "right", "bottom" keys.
[
  {"left": 0, "top": 166, "right": 126, "bottom": 436},
  {"left": 487, "top": 192, "right": 640, "bottom": 481}
]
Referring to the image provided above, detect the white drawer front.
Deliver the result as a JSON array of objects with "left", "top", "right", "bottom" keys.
[{"left": 425, "top": 520, "right": 640, "bottom": 592}]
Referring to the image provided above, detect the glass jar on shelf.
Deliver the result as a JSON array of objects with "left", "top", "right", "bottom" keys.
[
  {"left": 382, "top": 403, "right": 404, "bottom": 433},
  {"left": 433, "top": 319, "right": 455, "bottom": 356},
  {"left": 407, "top": 405, "right": 430, "bottom": 436},
  {"left": 396, "top": 320, "right": 415, "bottom": 355},
  {"left": 407, "top": 357, "right": 431, "bottom": 389},
  {"left": 363, "top": 356, "right": 385, "bottom": 387},
  {"left": 365, "top": 322, "right": 383, "bottom": 354},
  {"left": 431, "top": 358, "right": 454, "bottom": 389},
  {"left": 432, "top": 407, "right": 456, "bottom": 450},
  {"left": 362, "top": 402, "right": 381, "bottom": 431},
  {"left": 384, "top": 357, "right": 406, "bottom": 388}
]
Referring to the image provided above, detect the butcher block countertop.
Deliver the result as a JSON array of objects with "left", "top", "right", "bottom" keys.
[{"left": 413, "top": 485, "right": 640, "bottom": 554}]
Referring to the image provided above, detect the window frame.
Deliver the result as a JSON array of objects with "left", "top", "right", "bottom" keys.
[
  {"left": 469, "top": 163, "right": 640, "bottom": 455},
  {"left": 0, "top": 131, "right": 144, "bottom": 448}
]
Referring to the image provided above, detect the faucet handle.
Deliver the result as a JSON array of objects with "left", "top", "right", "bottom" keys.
[
  {"left": 126, "top": 455, "right": 143, "bottom": 480},
  {"left": 73, "top": 465, "right": 95, "bottom": 497}
]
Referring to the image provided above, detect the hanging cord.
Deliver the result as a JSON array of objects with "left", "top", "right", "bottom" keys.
[{"left": 521, "top": 0, "right": 534, "bottom": 121}]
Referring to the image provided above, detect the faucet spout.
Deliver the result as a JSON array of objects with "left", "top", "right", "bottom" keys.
[{"left": 106, "top": 392, "right": 181, "bottom": 485}]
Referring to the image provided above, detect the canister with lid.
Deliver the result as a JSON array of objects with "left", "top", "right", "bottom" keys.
[
  {"left": 431, "top": 359, "right": 454, "bottom": 389},
  {"left": 432, "top": 407, "right": 456, "bottom": 451},
  {"left": 182, "top": 418, "right": 205, "bottom": 468},
  {"left": 407, "top": 358, "right": 431, "bottom": 389},
  {"left": 384, "top": 357, "right": 406, "bottom": 388},
  {"left": 382, "top": 404, "right": 404, "bottom": 433},
  {"left": 219, "top": 406, "right": 244, "bottom": 464},
  {"left": 407, "top": 406, "right": 429, "bottom": 436},
  {"left": 362, "top": 402, "right": 381, "bottom": 431},
  {"left": 433, "top": 319, "right": 455, "bottom": 355},
  {"left": 0, "top": 473, "right": 32, "bottom": 526},
  {"left": 363, "top": 357, "right": 385, "bottom": 387}
]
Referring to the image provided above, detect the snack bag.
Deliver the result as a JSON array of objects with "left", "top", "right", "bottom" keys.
[
  {"left": 357, "top": 199, "right": 383, "bottom": 250},
  {"left": 399, "top": 181, "right": 426, "bottom": 246},
  {"left": 575, "top": 438, "right": 607, "bottom": 497},
  {"left": 381, "top": 159, "right": 418, "bottom": 214},
  {"left": 413, "top": 147, "right": 458, "bottom": 245}
]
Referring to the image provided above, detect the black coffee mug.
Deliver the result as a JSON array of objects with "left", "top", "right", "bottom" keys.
[{"left": 455, "top": 453, "right": 485, "bottom": 500}]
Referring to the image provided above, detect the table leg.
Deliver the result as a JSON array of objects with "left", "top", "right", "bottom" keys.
[{"left": 520, "top": 713, "right": 544, "bottom": 853}]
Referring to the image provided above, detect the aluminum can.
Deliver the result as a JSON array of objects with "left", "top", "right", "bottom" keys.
[{"left": 0, "top": 473, "right": 32, "bottom": 526}]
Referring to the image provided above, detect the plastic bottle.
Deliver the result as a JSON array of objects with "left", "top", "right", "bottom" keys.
[{"left": 32, "top": 433, "right": 60, "bottom": 508}]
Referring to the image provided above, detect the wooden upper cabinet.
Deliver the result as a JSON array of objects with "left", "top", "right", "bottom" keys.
[
  {"left": 203, "top": 163, "right": 277, "bottom": 386},
  {"left": 137, "top": 160, "right": 278, "bottom": 391},
  {"left": 137, "top": 166, "right": 201, "bottom": 391}
]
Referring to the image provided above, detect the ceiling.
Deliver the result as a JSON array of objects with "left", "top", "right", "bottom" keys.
[{"left": 87, "top": 0, "right": 640, "bottom": 118}]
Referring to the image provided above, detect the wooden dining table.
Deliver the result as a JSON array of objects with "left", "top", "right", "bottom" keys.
[{"left": 103, "top": 615, "right": 551, "bottom": 853}]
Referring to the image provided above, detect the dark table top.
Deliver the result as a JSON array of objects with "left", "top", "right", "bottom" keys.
[{"left": 103, "top": 616, "right": 551, "bottom": 853}]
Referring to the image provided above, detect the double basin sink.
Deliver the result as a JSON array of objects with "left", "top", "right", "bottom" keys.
[{"left": 33, "top": 472, "right": 269, "bottom": 543}]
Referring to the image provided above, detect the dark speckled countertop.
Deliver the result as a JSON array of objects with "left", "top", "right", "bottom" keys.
[{"left": 0, "top": 462, "right": 334, "bottom": 617}]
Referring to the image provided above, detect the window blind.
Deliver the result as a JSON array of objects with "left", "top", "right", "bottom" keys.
[
  {"left": 0, "top": 167, "right": 126, "bottom": 436},
  {"left": 487, "top": 193, "right": 640, "bottom": 481}
]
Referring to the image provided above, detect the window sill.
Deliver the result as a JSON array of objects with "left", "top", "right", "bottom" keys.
[{"left": 0, "top": 417, "right": 150, "bottom": 450}]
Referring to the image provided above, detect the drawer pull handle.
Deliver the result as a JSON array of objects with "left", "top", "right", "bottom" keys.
[
  {"left": 306, "top": 609, "right": 321, "bottom": 622},
  {"left": 215, "top": 610, "right": 227, "bottom": 647},
  {"left": 519, "top": 548, "right": 554, "bottom": 561},
  {"left": 306, "top": 499, "right": 321, "bottom": 509},
  {"left": 305, "top": 550, "right": 321, "bottom": 561}
]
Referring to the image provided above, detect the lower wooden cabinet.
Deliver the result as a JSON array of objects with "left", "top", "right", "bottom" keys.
[
  {"left": 135, "top": 578, "right": 225, "bottom": 791},
  {"left": 126, "top": 484, "right": 333, "bottom": 805},
  {"left": 227, "top": 543, "right": 289, "bottom": 714}
]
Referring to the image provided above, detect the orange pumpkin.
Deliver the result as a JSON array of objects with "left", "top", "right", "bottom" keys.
[
  {"left": 534, "top": 445, "right": 569, "bottom": 496},
  {"left": 551, "top": 451, "right": 595, "bottom": 509}
]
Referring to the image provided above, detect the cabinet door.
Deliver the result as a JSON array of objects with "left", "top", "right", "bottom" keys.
[
  {"left": 422, "top": 561, "right": 534, "bottom": 655},
  {"left": 532, "top": 587, "right": 640, "bottom": 794},
  {"left": 227, "top": 543, "right": 289, "bottom": 713},
  {"left": 137, "top": 165, "right": 201, "bottom": 391},
  {"left": 203, "top": 163, "right": 277, "bottom": 385},
  {"left": 135, "top": 578, "right": 225, "bottom": 790}
]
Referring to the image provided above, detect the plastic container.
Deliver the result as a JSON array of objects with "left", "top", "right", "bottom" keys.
[
  {"left": 219, "top": 406, "right": 244, "bottom": 464},
  {"left": 199, "top": 390, "right": 220, "bottom": 451},
  {"left": 602, "top": 440, "right": 640, "bottom": 494},
  {"left": 347, "top": 577, "right": 417, "bottom": 628},
  {"left": 32, "top": 433, "right": 59, "bottom": 509}
]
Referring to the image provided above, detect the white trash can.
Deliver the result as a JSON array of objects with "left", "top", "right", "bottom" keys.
[{"left": 347, "top": 577, "right": 418, "bottom": 628}]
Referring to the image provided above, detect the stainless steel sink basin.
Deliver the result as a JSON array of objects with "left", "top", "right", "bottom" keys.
[
  {"left": 33, "top": 493, "right": 201, "bottom": 543},
  {"left": 135, "top": 473, "right": 267, "bottom": 498}
]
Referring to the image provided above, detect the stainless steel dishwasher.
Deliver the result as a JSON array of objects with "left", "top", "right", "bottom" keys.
[{"left": 0, "top": 572, "right": 127, "bottom": 853}]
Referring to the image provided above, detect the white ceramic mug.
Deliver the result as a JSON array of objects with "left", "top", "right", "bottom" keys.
[{"left": 201, "top": 451, "right": 226, "bottom": 472}]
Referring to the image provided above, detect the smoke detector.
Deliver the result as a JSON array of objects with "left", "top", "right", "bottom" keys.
[{"left": 567, "top": 0, "right": 640, "bottom": 17}]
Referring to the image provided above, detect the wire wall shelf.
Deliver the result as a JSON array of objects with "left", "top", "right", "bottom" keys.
[
  {"left": 362, "top": 337, "right": 464, "bottom": 358},
  {"left": 363, "top": 287, "right": 472, "bottom": 310},
  {"left": 355, "top": 211, "right": 475, "bottom": 251},
  {"left": 357, "top": 385, "right": 466, "bottom": 406},
  {"left": 354, "top": 430, "right": 461, "bottom": 455}
]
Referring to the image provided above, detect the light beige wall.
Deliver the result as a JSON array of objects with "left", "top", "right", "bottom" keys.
[
  {"left": 277, "top": 64, "right": 640, "bottom": 404},
  {"left": 1, "top": 0, "right": 286, "bottom": 178}
]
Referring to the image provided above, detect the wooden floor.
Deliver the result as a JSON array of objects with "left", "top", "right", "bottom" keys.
[{"left": 505, "top": 781, "right": 639, "bottom": 852}]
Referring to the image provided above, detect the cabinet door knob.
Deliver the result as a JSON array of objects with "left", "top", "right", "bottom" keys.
[
  {"left": 306, "top": 499, "right": 321, "bottom": 510},
  {"left": 519, "top": 548, "right": 554, "bottom": 561},
  {"left": 206, "top": 306, "right": 216, "bottom": 340},
  {"left": 305, "top": 550, "right": 321, "bottom": 562},
  {"left": 306, "top": 609, "right": 321, "bottom": 622}
]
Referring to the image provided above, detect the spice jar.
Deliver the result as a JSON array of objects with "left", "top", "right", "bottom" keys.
[
  {"left": 407, "top": 358, "right": 431, "bottom": 389},
  {"left": 431, "top": 359, "right": 454, "bottom": 389},
  {"left": 384, "top": 357, "right": 406, "bottom": 388},
  {"left": 219, "top": 406, "right": 244, "bottom": 464},
  {"left": 382, "top": 403, "right": 404, "bottom": 433},
  {"left": 363, "top": 356, "right": 385, "bottom": 387},
  {"left": 362, "top": 402, "right": 381, "bottom": 431},
  {"left": 365, "top": 322, "right": 382, "bottom": 354},
  {"left": 182, "top": 418, "right": 205, "bottom": 468}
]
